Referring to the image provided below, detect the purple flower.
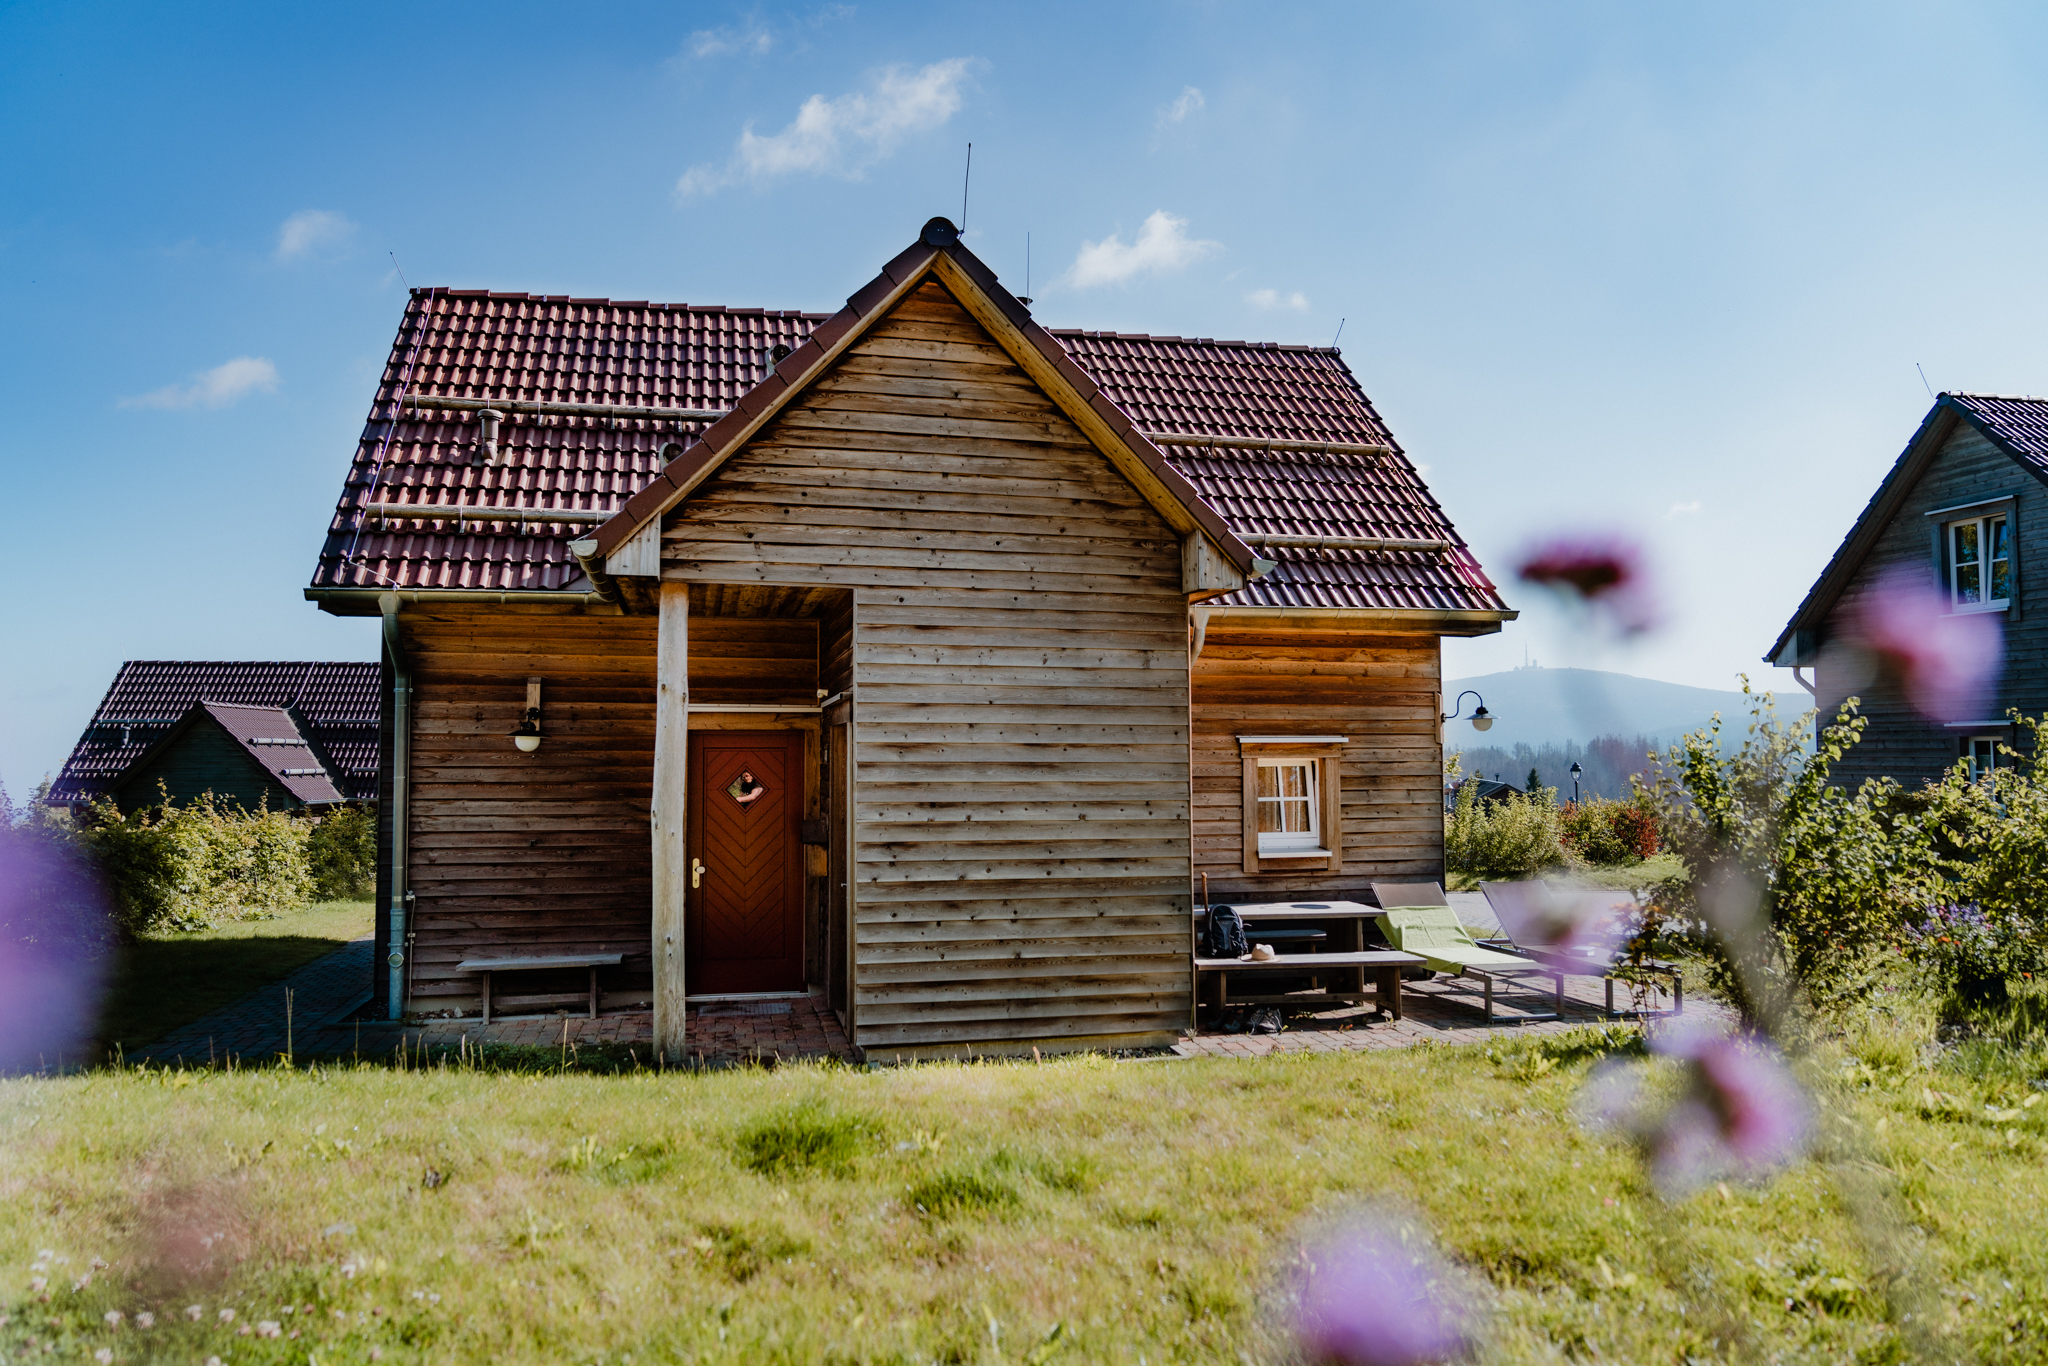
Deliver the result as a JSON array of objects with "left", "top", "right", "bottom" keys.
[
  {"left": 1842, "top": 570, "right": 2002, "bottom": 724},
  {"left": 1515, "top": 533, "right": 1659, "bottom": 636},
  {"left": 1293, "top": 1213, "right": 1467, "bottom": 1366},
  {"left": 0, "top": 813, "right": 112, "bottom": 1073},
  {"left": 1646, "top": 1026, "right": 1809, "bottom": 1195}
]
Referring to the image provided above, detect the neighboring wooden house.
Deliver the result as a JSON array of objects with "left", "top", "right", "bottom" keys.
[
  {"left": 1770, "top": 392, "right": 2048, "bottom": 788},
  {"left": 49, "top": 661, "right": 379, "bottom": 813},
  {"left": 307, "top": 218, "right": 1512, "bottom": 1057}
]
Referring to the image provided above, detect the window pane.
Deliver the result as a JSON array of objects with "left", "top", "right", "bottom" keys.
[
  {"left": 1255, "top": 761, "right": 1317, "bottom": 841},
  {"left": 1990, "top": 518, "right": 2011, "bottom": 601},
  {"left": 1957, "top": 563, "right": 1981, "bottom": 603},
  {"left": 1954, "top": 522, "right": 1979, "bottom": 566}
]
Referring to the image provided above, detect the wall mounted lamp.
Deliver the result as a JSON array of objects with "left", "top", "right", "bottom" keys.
[
  {"left": 1442, "top": 690, "right": 1494, "bottom": 732},
  {"left": 510, "top": 676, "right": 542, "bottom": 752}
]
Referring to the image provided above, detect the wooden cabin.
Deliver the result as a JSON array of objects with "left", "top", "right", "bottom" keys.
[
  {"left": 307, "top": 218, "right": 1511, "bottom": 1058},
  {"left": 49, "top": 661, "right": 378, "bottom": 814},
  {"left": 1770, "top": 393, "right": 2048, "bottom": 787}
]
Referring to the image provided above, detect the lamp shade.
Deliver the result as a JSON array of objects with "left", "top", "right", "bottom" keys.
[
  {"left": 513, "top": 733, "right": 542, "bottom": 753},
  {"left": 1470, "top": 706, "right": 1493, "bottom": 732}
]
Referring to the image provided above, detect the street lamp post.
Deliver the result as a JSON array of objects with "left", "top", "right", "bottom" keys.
[{"left": 1569, "top": 761, "right": 1582, "bottom": 804}]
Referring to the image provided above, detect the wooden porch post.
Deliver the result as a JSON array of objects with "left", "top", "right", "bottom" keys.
[{"left": 653, "top": 581, "right": 689, "bottom": 1058}]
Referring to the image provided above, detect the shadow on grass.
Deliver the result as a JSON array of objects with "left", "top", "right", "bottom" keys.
[{"left": 96, "top": 934, "right": 359, "bottom": 1056}]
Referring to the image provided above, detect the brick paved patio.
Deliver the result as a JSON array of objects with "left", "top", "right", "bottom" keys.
[{"left": 128, "top": 933, "right": 1710, "bottom": 1071}]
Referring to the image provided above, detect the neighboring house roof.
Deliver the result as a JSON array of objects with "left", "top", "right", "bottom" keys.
[
  {"left": 308, "top": 221, "right": 1507, "bottom": 619},
  {"left": 50, "top": 661, "right": 380, "bottom": 805},
  {"left": 1767, "top": 393, "right": 2048, "bottom": 664},
  {"left": 109, "top": 702, "right": 347, "bottom": 809}
]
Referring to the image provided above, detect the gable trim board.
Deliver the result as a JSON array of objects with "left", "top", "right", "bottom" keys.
[
  {"left": 588, "top": 220, "right": 1258, "bottom": 595},
  {"left": 1770, "top": 394, "right": 2046, "bottom": 665}
]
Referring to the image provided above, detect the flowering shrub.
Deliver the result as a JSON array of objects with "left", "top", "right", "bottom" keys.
[
  {"left": 77, "top": 790, "right": 314, "bottom": 933},
  {"left": 1560, "top": 798, "right": 1659, "bottom": 866},
  {"left": 1901, "top": 904, "right": 2038, "bottom": 1004}
]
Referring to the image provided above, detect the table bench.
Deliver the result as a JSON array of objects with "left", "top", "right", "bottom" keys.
[
  {"left": 456, "top": 953, "right": 625, "bottom": 1023},
  {"left": 1193, "top": 950, "right": 1424, "bottom": 1019}
]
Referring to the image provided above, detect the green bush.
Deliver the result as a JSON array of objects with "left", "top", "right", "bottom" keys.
[
  {"left": 1643, "top": 685, "right": 1909, "bottom": 1017},
  {"left": 308, "top": 802, "right": 378, "bottom": 900},
  {"left": 1445, "top": 775, "right": 1567, "bottom": 881},
  {"left": 77, "top": 789, "right": 314, "bottom": 933}
]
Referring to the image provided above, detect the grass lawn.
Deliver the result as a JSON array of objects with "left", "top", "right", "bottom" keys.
[
  {"left": 1449, "top": 853, "right": 1686, "bottom": 895},
  {"left": 5, "top": 1019, "right": 2046, "bottom": 1363},
  {"left": 96, "top": 900, "right": 373, "bottom": 1055}
]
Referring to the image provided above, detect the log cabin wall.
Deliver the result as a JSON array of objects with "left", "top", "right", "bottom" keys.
[
  {"left": 397, "top": 600, "right": 828, "bottom": 1015},
  {"left": 662, "top": 278, "right": 1193, "bottom": 1054},
  {"left": 1193, "top": 627, "right": 1444, "bottom": 903}
]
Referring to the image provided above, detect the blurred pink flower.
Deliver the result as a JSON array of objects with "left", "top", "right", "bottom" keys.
[
  {"left": 1514, "top": 533, "right": 1659, "bottom": 636},
  {"left": 1293, "top": 1213, "right": 1467, "bottom": 1365},
  {"left": 1843, "top": 570, "right": 2002, "bottom": 724},
  {"left": 1580, "top": 1026, "right": 1809, "bottom": 1198},
  {"left": 1487, "top": 883, "right": 1634, "bottom": 964}
]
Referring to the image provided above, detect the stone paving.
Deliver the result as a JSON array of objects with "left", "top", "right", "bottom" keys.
[
  {"left": 131, "top": 936, "right": 1710, "bottom": 1071},
  {"left": 132, "top": 937, "right": 375, "bottom": 1066}
]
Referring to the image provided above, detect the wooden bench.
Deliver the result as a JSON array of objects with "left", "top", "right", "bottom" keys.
[
  {"left": 456, "top": 953, "right": 625, "bottom": 1023},
  {"left": 1194, "top": 950, "right": 1424, "bottom": 1020}
]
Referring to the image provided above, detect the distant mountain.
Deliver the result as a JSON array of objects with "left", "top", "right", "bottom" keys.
[{"left": 1442, "top": 667, "right": 1764, "bottom": 752}]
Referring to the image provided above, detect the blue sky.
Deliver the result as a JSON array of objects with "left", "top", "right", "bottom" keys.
[{"left": 6, "top": 1, "right": 2048, "bottom": 791}]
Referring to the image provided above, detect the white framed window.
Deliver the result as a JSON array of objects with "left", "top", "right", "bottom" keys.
[
  {"left": 1966, "top": 736, "right": 2001, "bottom": 781},
  {"left": 1237, "top": 736, "right": 1347, "bottom": 873},
  {"left": 1255, "top": 758, "right": 1322, "bottom": 855},
  {"left": 1948, "top": 512, "right": 2011, "bottom": 611}
]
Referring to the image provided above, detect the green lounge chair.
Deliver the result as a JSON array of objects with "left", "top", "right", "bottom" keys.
[{"left": 1374, "top": 904, "right": 1564, "bottom": 1024}]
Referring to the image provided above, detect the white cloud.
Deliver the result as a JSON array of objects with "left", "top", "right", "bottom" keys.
[
  {"left": 120, "top": 357, "right": 279, "bottom": 411},
  {"left": 682, "top": 6, "right": 851, "bottom": 59},
  {"left": 689, "top": 21, "right": 774, "bottom": 57},
  {"left": 274, "top": 209, "right": 357, "bottom": 261},
  {"left": 1158, "top": 86, "right": 1204, "bottom": 127},
  {"left": 1246, "top": 288, "right": 1309, "bottom": 311},
  {"left": 1667, "top": 500, "right": 1705, "bottom": 518},
  {"left": 677, "top": 58, "right": 975, "bottom": 195},
  {"left": 1064, "top": 211, "right": 1221, "bottom": 289}
]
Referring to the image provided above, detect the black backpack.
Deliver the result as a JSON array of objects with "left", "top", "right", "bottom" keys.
[{"left": 1204, "top": 905, "right": 1247, "bottom": 959}]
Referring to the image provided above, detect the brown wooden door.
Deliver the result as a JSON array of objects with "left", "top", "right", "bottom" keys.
[{"left": 687, "top": 730, "right": 805, "bottom": 994}]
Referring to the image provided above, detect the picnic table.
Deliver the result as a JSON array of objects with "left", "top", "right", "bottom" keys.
[{"left": 1192, "top": 901, "right": 1422, "bottom": 1018}]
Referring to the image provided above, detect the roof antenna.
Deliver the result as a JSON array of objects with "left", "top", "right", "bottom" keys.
[
  {"left": 1916, "top": 362, "right": 1935, "bottom": 401},
  {"left": 1019, "top": 231, "right": 1032, "bottom": 306},
  {"left": 960, "top": 143, "right": 972, "bottom": 232},
  {"left": 1331, "top": 318, "right": 1345, "bottom": 349},
  {"left": 389, "top": 251, "right": 410, "bottom": 290}
]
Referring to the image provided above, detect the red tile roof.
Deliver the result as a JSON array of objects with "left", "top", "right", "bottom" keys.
[
  {"left": 1054, "top": 330, "right": 1503, "bottom": 612},
  {"left": 51, "top": 661, "right": 380, "bottom": 805},
  {"left": 312, "top": 279, "right": 1505, "bottom": 615}
]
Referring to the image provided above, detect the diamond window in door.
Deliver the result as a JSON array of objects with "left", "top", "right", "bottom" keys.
[{"left": 726, "top": 771, "right": 767, "bottom": 806}]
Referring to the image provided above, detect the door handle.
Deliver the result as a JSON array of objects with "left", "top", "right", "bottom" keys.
[{"left": 692, "top": 858, "right": 706, "bottom": 889}]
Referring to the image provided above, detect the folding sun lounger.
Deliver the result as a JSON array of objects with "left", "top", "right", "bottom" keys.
[
  {"left": 1372, "top": 903, "right": 1566, "bottom": 1024},
  {"left": 1478, "top": 879, "right": 1684, "bottom": 1018}
]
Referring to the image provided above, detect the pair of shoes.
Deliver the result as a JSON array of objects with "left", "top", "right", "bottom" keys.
[
  {"left": 1249, "top": 1007, "right": 1283, "bottom": 1035},
  {"left": 1216, "top": 1008, "right": 1248, "bottom": 1035}
]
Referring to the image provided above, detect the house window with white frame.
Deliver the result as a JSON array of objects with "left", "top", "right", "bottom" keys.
[
  {"left": 1948, "top": 511, "right": 2011, "bottom": 611},
  {"left": 1255, "top": 758, "right": 1322, "bottom": 855},
  {"left": 1966, "top": 736, "right": 2001, "bottom": 781},
  {"left": 1237, "top": 736, "right": 1347, "bottom": 873}
]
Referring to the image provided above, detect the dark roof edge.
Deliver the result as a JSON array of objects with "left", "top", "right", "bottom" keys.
[
  {"left": 1051, "top": 328, "right": 1343, "bottom": 355},
  {"left": 589, "top": 220, "right": 1258, "bottom": 574},
  {"left": 1764, "top": 394, "right": 2048, "bottom": 662}
]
